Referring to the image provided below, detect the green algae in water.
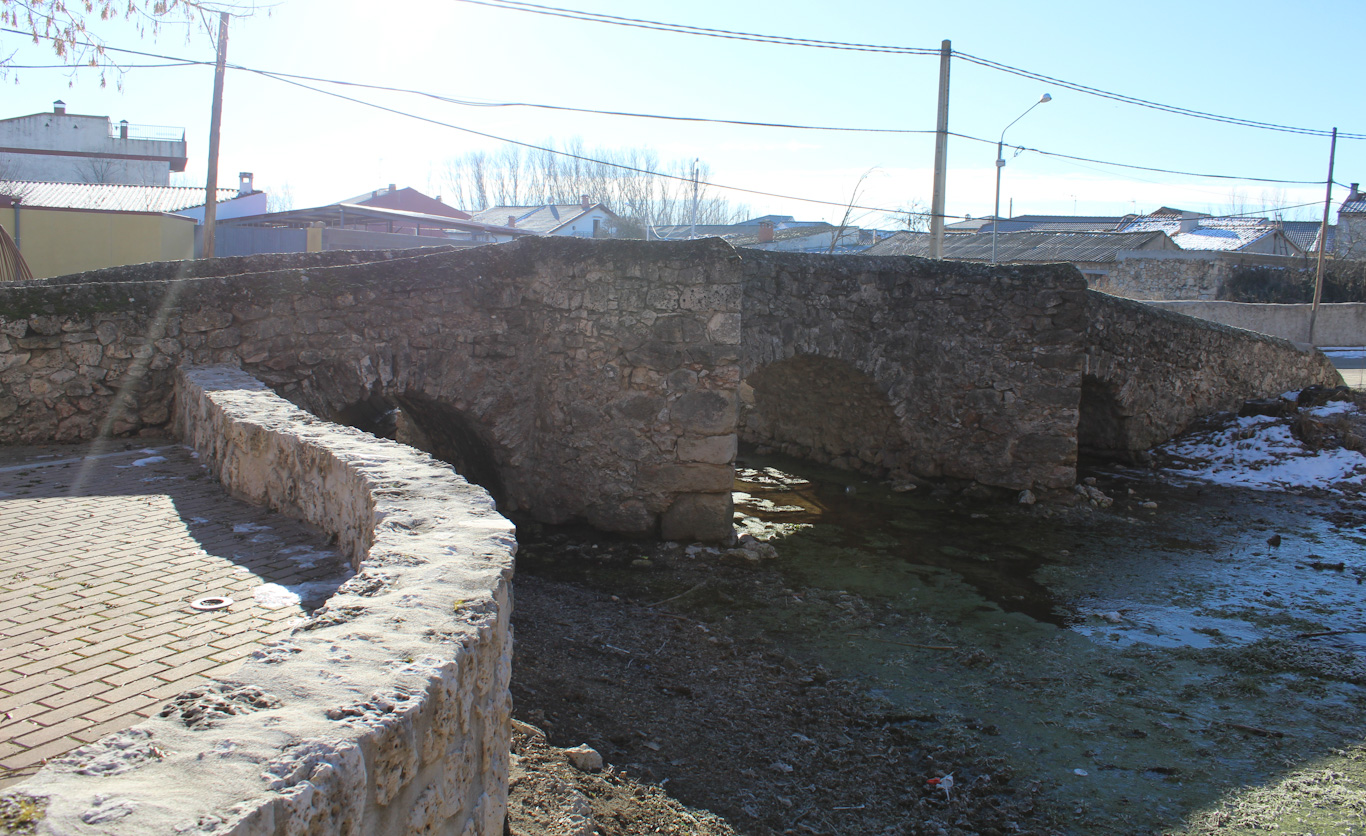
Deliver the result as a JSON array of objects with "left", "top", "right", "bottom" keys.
[{"left": 733, "top": 448, "right": 1366, "bottom": 835}]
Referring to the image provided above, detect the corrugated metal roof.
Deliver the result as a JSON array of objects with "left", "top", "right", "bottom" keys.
[
  {"left": 469, "top": 204, "right": 605, "bottom": 234},
  {"left": 863, "top": 230, "right": 1172, "bottom": 262},
  {"left": 0, "top": 180, "right": 236, "bottom": 213},
  {"left": 724, "top": 223, "right": 837, "bottom": 246}
]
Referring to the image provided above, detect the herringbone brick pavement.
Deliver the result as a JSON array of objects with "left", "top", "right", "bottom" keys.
[{"left": 0, "top": 439, "right": 349, "bottom": 788}]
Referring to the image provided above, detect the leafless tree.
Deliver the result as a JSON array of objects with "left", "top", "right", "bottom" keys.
[
  {"left": 266, "top": 182, "right": 293, "bottom": 213},
  {"left": 436, "top": 139, "right": 749, "bottom": 236},
  {"left": 76, "top": 156, "right": 121, "bottom": 184},
  {"left": 1, "top": 0, "right": 263, "bottom": 86}
]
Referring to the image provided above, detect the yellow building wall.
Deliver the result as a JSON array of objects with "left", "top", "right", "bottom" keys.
[{"left": 0, "top": 207, "right": 194, "bottom": 280}]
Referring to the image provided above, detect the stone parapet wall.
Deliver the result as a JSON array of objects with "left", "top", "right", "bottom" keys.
[
  {"left": 0, "top": 238, "right": 741, "bottom": 541},
  {"left": 1146, "top": 300, "right": 1366, "bottom": 347},
  {"left": 4, "top": 365, "right": 517, "bottom": 835},
  {"left": 740, "top": 253, "right": 1090, "bottom": 491},
  {"left": 1095, "top": 251, "right": 1312, "bottom": 301},
  {"left": 1083, "top": 292, "right": 1342, "bottom": 454}
]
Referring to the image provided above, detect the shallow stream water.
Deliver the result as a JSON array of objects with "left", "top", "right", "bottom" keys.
[{"left": 731, "top": 449, "right": 1366, "bottom": 834}]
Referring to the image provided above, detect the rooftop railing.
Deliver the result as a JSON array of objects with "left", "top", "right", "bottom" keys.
[{"left": 108, "top": 122, "right": 186, "bottom": 142}]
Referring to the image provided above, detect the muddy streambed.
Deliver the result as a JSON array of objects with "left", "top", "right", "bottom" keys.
[{"left": 511, "top": 451, "right": 1366, "bottom": 835}]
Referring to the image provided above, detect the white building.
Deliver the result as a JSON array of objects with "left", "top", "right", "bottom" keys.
[{"left": 0, "top": 101, "right": 188, "bottom": 186}]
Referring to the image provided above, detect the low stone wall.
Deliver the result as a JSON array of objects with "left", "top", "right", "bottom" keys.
[
  {"left": 3, "top": 365, "right": 516, "bottom": 835},
  {"left": 1147, "top": 300, "right": 1366, "bottom": 347},
  {"left": 1083, "top": 292, "right": 1342, "bottom": 454},
  {"left": 1095, "top": 251, "right": 1312, "bottom": 301}
]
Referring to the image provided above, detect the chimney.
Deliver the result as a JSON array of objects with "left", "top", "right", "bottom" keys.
[
  {"left": 118, "top": 119, "right": 129, "bottom": 139},
  {"left": 388, "top": 183, "right": 397, "bottom": 194},
  {"left": 758, "top": 220, "right": 775, "bottom": 244},
  {"left": 1350, "top": 183, "right": 1362, "bottom": 202},
  {"left": 1179, "top": 217, "right": 1199, "bottom": 235},
  {"left": 507, "top": 216, "right": 516, "bottom": 228},
  {"left": 581, "top": 194, "right": 590, "bottom": 210},
  {"left": 238, "top": 172, "right": 253, "bottom": 197},
  {"left": 53, "top": 100, "right": 66, "bottom": 115}
]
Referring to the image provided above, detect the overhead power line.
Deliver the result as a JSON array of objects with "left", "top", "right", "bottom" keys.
[
  {"left": 951, "top": 52, "right": 1365, "bottom": 141},
  {"left": 249, "top": 69, "right": 941, "bottom": 221},
  {"left": 446, "top": 0, "right": 939, "bottom": 55},
  {"left": 0, "top": 25, "right": 1338, "bottom": 189},
  {"left": 448, "top": 0, "right": 1363, "bottom": 141}
]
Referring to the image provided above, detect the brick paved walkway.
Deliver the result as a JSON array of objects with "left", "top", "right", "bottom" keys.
[{"left": 0, "top": 438, "right": 350, "bottom": 787}]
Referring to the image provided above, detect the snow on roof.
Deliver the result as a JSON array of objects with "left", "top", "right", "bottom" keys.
[
  {"left": 1342, "top": 200, "right": 1366, "bottom": 214},
  {"left": 468, "top": 203, "right": 615, "bottom": 234},
  {"left": 1118, "top": 216, "right": 1281, "bottom": 251}
]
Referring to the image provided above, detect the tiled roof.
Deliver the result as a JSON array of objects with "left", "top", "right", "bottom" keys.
[
  {"left": 0, "top": 180, "right": 236, "bottom": 213},
  {"left": 1117, "top": 216, "right": 1282, "bottom": 251},
  {"left": 863, "top": 230, "right": 1172, "bottom": 262},
  {"left": 1281, "top": 221, "right": 1334, "bottom": 253},
  {"left": 1342, "top": 200, "right": 1366, "bottom": 214},
  {"left": 469, "top": 204, "right": 612, "bottom": 234}
]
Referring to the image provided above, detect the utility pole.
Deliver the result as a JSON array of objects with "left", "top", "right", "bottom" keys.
[
  {"left": 202, "top": 12, "right": 230, "bottom": 259},
  {"left": 690, "top": 158, "right": 699, "bottom": 240},
  {"left": 929, "top": 39, "right": 951, "bottom": 259},
  {"left": 1309, "top": 127, "right": 1337, "bottom": 346}
]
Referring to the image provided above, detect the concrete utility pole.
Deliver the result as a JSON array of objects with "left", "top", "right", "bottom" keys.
[
  {"left": 202, "top": 12, "right": 230, "bottom": 260},
  {"left": 1309, "top": 127, "right": 1337, "bottom": 346},
  {"left": 929, "top": 39, "right": 951, "bottom": 259}
]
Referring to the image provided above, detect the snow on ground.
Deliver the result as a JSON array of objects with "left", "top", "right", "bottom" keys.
[{"left": 1157, "top": 398, "right": 1366, "bottom": 492}]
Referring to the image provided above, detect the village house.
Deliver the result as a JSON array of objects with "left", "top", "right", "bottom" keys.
[
  {"left": 468, "top": 196, "right": 620, "bottom": 238},
  {"left": 0, "top": 101, "right": 188, "bottom": 186}
]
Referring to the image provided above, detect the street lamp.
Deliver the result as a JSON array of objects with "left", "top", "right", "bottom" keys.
[{"left": 991, "top": 93, "right": 1052, "bottom": 265}]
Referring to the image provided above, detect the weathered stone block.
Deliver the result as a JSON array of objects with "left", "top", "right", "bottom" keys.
[
  {"left": 669, "top": 390, "right": 737, "bottom": 435},
  {"left": 637, "top": 463, "right": 733, "bottom": 494},
  {"left": 677, "top": 435, "right": 737, "bottom": 465},
  {"left": 660, "top": 492, "right": 735, "bottom": 543}
]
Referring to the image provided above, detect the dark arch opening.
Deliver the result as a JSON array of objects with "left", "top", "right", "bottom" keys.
[
  {"left": 741, "top": 354, "right": 906, "bottom": 476},
  {"left": 392, "top": 392, "right": 506, "bottom": 504},
  {"left": 327, "top": 391, "right": 506, "bottom": 505},
  {"left": 1077, "top": 374, "right": 1130, "bottom": 460}
]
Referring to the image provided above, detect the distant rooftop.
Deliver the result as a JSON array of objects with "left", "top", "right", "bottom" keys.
[
  {"left": 1118, "top": 215, "right": 1284, "bottom": 251},
  {"left": 864, "top": 230, "right": 1173, "bottom": 262},
  {"left": 0, "top": 180, "right": 236, "bottom": 213}
]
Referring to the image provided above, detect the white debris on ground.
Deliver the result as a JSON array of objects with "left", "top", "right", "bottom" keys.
[
  {"left": 1156, "top": 390, "right": 1366, "bottom": 492},
  {"left": 251, "top": 577, "right": 349, "bottom": 609}
]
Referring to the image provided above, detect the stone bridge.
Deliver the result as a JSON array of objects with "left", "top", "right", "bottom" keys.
[{"left": 0, "top": 237, "right": 1340, "bottom": 540}]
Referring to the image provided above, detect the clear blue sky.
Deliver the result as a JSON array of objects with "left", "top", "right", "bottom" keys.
[{"left": 2, "top": 0, "right": 1362, "bottom": 227}]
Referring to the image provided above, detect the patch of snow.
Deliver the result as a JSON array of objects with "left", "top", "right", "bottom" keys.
[
  {"left": 1159, "top": 417, "right": 1366, "bottom": 492},
  {"left": 131, "top": 456, "right": 166, "bottom": 467},
  {"left": 232, "top": 522, "right": 271, "bottom": 534},
  {"left": 1308, "top": 401, "right": 1356, "bottom": 416}
]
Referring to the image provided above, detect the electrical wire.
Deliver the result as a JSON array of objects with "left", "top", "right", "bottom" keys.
[
  {"left": 448, "top": 0, "right": 1364, "bottom": 141},
  {"left": 248, "top": 69, "right": 945, "bottom": 220},
  {"left": 446, "top": 0, "right": 939, "bottom": 55},
  {"left": 0, "top": 25, "right": 1344, "bottom": 219},
  {"left": 0, "top": 25, "right": 1343, "bottom": 187}
]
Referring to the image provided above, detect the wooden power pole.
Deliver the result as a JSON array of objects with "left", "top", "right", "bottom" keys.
[
  {"left": 1309, "top": 127, "right": 1337, "bottom": 346},
  {"left": 929, "top": 40, "right": 951, "bottom": 259},
  {"left": 202, "top": 12, "right": 230, "bottom": 260}
]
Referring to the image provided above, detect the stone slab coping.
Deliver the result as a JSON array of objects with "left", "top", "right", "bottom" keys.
[{"left": 2, "top": 365, "right": 517, "bottom": 836}]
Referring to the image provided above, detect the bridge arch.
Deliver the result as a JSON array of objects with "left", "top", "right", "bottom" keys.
[{"left": 740, "top": 354, "right": 909, "bottom": 476}]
